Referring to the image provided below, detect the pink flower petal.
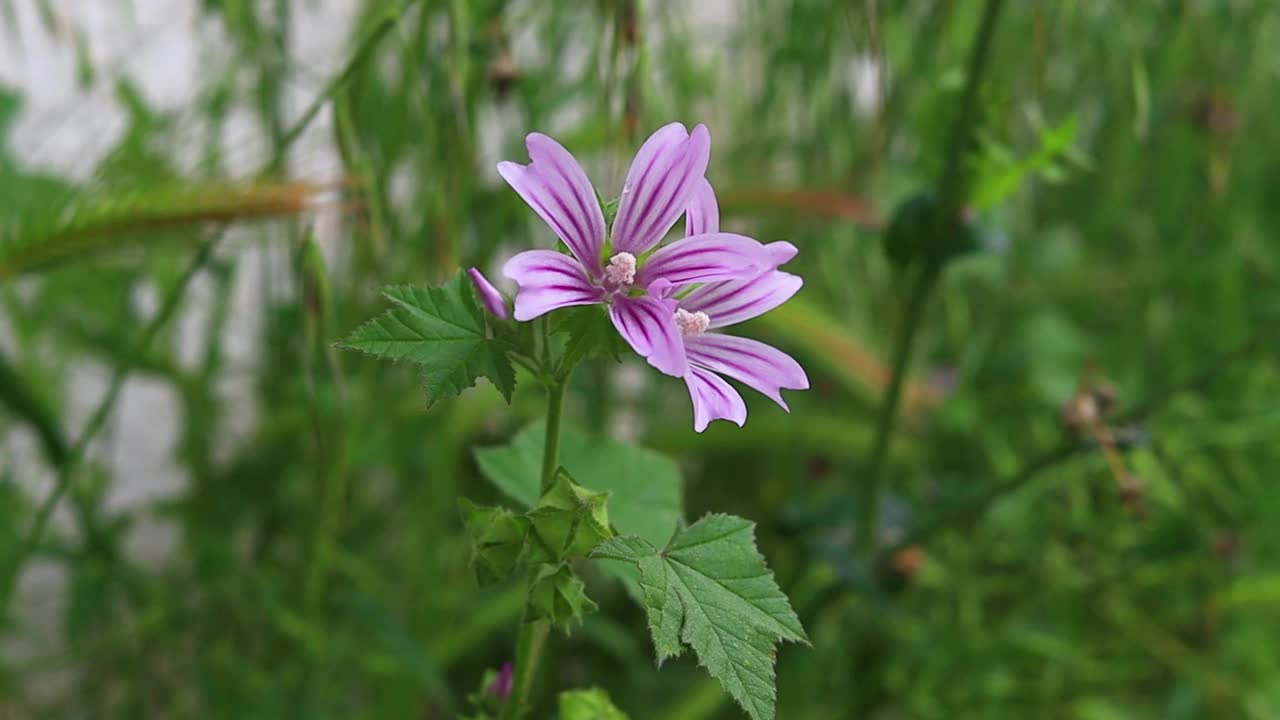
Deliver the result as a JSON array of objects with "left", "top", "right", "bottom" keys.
[
  {"left": 612, "top": 123, "right": 711, "bottom": 255},
  {"left": 680, "top": 271, "right": 803, "bottom": 328},
  {"left": 684, "top": 365, "right": 747, "bottom": 432},
  {"left": 765, "top": 240, "right": 799, "bottom": 266},
  {"left": 503, "top": 250, "right": 604, "bottom": 321},
  {"left": 684, "top": 334, "right": 809, "bottom": 411},
  {"left": 467, "top": 267, "right": 509, "bottom": 320},
  {"left": 636, "top": 233, "right": 777, "bottom": 288},
  {"left": 497, "top": 133, "right": 606, "bottom": 274},
  {"left": 685, "top": 177, "right": 719, "bottom": 237},
  {"left": 609, "top": 295, "right": 688, "bottom": 377}
]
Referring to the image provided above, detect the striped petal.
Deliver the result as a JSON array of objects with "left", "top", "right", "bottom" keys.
[
  {"left": 684, "top": 365, "right": 747, "bottom": 432},
  {"left": 467, "top": 267, "right": 509, "bottom": 320},
  {"left": 636, "top": 233, "right": 776, "bottom": 288},
  {"left": 612, "top": 123, "right": 711, "bottom": 255},
  {"left": 685, "top": 177, "right": 719, "bottom": 237},
  {"left": 685, "top": 334, "right": 809, "bottom": 411},
  {"left": 680, "top": 270, "right": 803, "bottom": 328},
  {"left": 503, "top": 250, "right": 603, "bottom": 321},
  {"left": 609, "top": 295, "right": 688, "bottom": 377},
  {"left": 498, "top": 133, "right": 606, "bottom": 274}
]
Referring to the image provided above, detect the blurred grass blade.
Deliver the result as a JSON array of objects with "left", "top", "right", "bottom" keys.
[
  {"left": 0, "top": 350, "right": 68, "bottom": 467},
  {"left": 0, "top": 181, "right": 323, "bottom": 279},
  {"left": 719, "top": 187, "right": 883, "bottom": 228},
  {"left": 757, "top": 296, "right": 939, "bottom": 416}
]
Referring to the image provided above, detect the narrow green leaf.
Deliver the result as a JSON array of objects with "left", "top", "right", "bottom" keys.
[
  {"left": 339, "top": 273, "right": 515, "bottom": 406},
  {"left": 594, "top": 514, "right": 808, "bottom": 720},
  {"left": 971, "top": 114, "right": 1082, "bottom": 211},
  {"left": 0, "top": 350, "right": 68, "bottom": 467}
]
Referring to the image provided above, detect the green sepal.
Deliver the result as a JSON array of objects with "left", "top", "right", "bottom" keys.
[
  {"left": 559, "top": 687, "right": 630, "bottom": 719},
  {"left": 527, "top": 468, "right": 613, "bottom": 561},
  {"left": 552, "top": 306, "right": 626, "bottom": 369},
  {"left": 601, "top": 197, "right": 620, "bottom": 227},
  {"left": 459, "top": 499, "right": 529, "bottom": 587},
  {"left": 460, "top": 663, "right": 509, "bottom": 719},
  {"left": 528, "top": 562, "right": 597, "bottom": 632}
]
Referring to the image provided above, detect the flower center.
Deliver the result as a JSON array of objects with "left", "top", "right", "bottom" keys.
[
  {"left": 602, "top": 252, "right": 637, "bottom": 293},
  {"left": 675, "top": 308, "right": 711, "bottom": 337}
]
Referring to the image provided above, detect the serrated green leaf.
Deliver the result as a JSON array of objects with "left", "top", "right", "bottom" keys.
[
  {"left": 559, "top": 687, "right": 629, "bottom": 720},
  {"left": 593, "top": 514, "right": 808, "bottom": 720},
  {"left": 473, "top": 423, "right": 681, "bottom": 548},
  {"left": 637, "top": 554, "right": 684, "bottom": 662},
  {"left": 339, "top": 272, "right": 515, "bottom": 406}
]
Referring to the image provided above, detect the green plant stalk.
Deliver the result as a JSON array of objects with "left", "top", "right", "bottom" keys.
[
  {"left": 0, "top": 237, "right": 218, "bottom": 616},
  {"left": 539, "top": 378, "right": 567, "bottom": 495},
  {"left": 937, "top": 0, "right": 1008, "bottom": 217},
  {"left": 856, "top": 0, "right": 1006, "bottom": 551},
  {"left": 0, "top": 350, "right": 68, "bottom": 467},
  {"left": 855, "top": 264, "right": 936, "bottom": 550},
  {"left": 298, "top": 229, "right": 352, "bottom": 709},
  {"left": 500, "top": 368, "right": 570, "bottom": 720},
  {"left": 500, "top": 612, "right": 550, "bottom": 720},
  {"left": 271, "top": 11, "right": 401, "bottom": 167}
]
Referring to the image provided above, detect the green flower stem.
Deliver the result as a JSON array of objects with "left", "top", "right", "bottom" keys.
[
  {"left": 500, "top": 613, "right": 550, "bottom": 720},
  {"left": 540, "top": 377, "right": 567, "bottom": 495},
  {"left": 855, "top": 264, "right": 937, "bottom": 551},
  {"left": 856, "top": 0, "right": 1006, "bottom": 553},
  {"left": 501, "top": 363, "right": 573, "bottom": 720}
]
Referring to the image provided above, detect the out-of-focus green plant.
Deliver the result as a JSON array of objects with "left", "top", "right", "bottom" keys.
[{"left": 1, "top": 1, "right": 1279, "bottom": 719}]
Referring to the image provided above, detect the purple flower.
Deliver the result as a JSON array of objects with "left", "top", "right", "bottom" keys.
[
  {"left": 498, "top": 123, "right": 779, "bottom": 377},
  {"left": 489, "top": 661, "right": 513, "bottom": 701},
  {"left": 467, "top": 267, "right": 509, "bottom": 320},
  {"left": 666, "top": 181, "right": 810, "bottom": 432}
]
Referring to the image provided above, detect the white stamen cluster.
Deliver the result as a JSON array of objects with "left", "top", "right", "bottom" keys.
[
  {"left": 675, "top": 308, "right": 711, "bottom": 337},
  {"left": 603, "top": 252, "right": 637, "bottom": 290}
]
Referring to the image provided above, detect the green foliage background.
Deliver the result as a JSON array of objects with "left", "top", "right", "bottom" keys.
[{"left": 2, "top": 1, "right": 1279, "bottom": 718}]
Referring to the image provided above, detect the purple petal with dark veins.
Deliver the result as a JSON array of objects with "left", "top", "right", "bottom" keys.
[
  {"left": 497, "top": 133, "right": 605, "bottom": 274},
  {"left": 685, "top": 177, "right": 719, "bottom": 237},
  {"left": 612, "top": 123, "right": 711, "bottom": 255},
  {"left": 679, "top": 270, "right": 803, "bottom": 328},
  {"left": 685, "top": 333, "right": 809, "bottom": 410},
  {"left": 503, "top": 250, "right": 603, "bottom": 321},
  {"left": 683, "top": 365, "right": 747, "bottom": 432},
  {"left": 636, "top": 233, "right": 776, "bottom": 288},
  {"left": 609, "top": 294, "right": 688, "bottom": 377}
]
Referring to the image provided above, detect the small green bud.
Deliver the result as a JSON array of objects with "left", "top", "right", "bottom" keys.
[
  {"left": 883, "top": 191, "right": 978, "bottom": 270},
  {"left": 459, "top": 500, "right": 529, "bottom": 586},
  {"left": 528, "top": 563, "right": 598, "bottom": 631},
  {"left": 527, "top": 468, "right": 613, "bottom": 560},
  {"left": 558, "top": 688, "right": 630, "bottom": 720}
]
